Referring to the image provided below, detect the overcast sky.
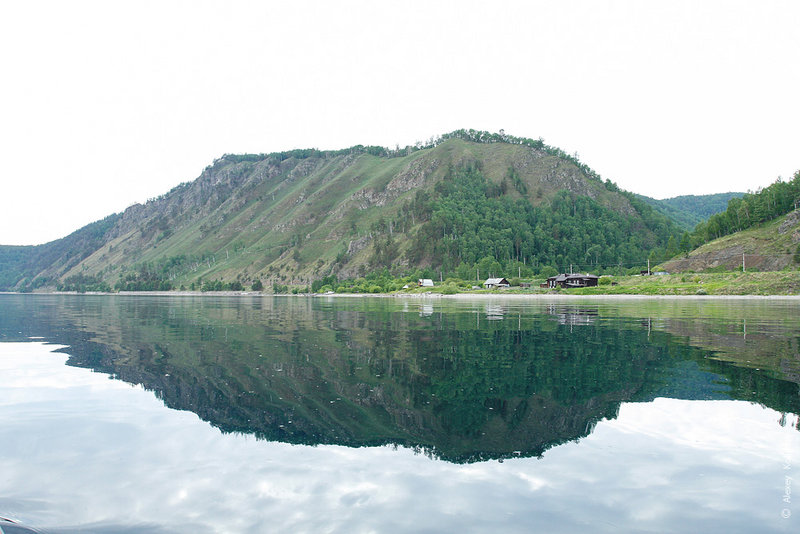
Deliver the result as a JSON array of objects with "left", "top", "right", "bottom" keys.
[{"left": 1, "top": 1, "right": 798, "bottom": 246}]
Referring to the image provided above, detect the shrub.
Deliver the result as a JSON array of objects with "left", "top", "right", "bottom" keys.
[{"left": 273, "top": 283, "right": 289, "bottom": 294}]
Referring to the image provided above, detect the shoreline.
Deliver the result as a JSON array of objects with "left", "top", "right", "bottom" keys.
[{"left": 3, "top": 291, "right": 800, "bottom": 300}]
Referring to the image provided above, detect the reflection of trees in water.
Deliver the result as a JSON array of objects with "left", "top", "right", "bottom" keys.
[{"left": 1, "top": 295, "right": 798, "bottom": 463}]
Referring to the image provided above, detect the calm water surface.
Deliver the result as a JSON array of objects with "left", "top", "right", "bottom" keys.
[{"left": 0, "top": 294, "right": 798, "bottom": 533}]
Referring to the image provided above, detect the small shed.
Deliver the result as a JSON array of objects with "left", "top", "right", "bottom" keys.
[
  {"left": 483, "top": 277, "right": 510, "bottom": 289},
  {"left": 418, "top": 279, "right": 434, "bottom": 287}
]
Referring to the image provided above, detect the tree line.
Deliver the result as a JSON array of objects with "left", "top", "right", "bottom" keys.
[{"left": 690, "top": 170, "right": 800, "bottom": 246}]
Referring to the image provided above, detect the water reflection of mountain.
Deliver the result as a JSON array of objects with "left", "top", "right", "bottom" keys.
[{"left": 1, "top": 295, "right": 798, "bottom": 463}]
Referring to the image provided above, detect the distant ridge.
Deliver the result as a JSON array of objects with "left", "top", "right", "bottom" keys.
[{"left": 637, "top": 192, "right": 744, "bottom": 230}]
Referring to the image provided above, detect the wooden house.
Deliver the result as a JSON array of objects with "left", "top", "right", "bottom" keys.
[
  {"left": 546, "top": 273, "right": 599, "bottom": 289},
  {"left": 483, "top": 277, "right": 510, "bottom": 289}
]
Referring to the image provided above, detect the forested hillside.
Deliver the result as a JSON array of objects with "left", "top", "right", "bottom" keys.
[
  {"left": 0, "top": 131, "right": 684, "bottom": 291},
  {"left": 638, "top": 192, "right": 744, "bottom": 230},
  {"left": 690, "top": 171, "right": 800, "bottom": 246},
  {"left": 406, "top": 164, "right": 673, "bottom": 275},
  {"left": 659, "top": 171, "right": 800, "bottom": 273},
  {"left": 662, "top": 193, "right": 744, "bottom": 225}
]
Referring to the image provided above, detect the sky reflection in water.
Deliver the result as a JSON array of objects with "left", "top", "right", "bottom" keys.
[{"left": 1, "top": 341, "right": 796, "bottom": 534}]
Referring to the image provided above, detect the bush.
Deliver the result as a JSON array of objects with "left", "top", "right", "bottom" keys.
[
  {"left": 440, "top": 284, "right": 459, "bottom": 294},
  {"left": 273, "top": 283, "right": 289, "bottom": 294},
  {"left": 598, "top": 277, "right": 612, "bottom": 286}
]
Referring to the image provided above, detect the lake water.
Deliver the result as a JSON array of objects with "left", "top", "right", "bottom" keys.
[{"left": 0, "top": 294, "right": 798, "bottom": 533}]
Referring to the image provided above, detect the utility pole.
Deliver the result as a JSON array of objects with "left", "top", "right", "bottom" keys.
[
  {"left": 647, "top": 258, "right": 650, "bottom": 275},
  {"left": 742, "top": 253, "right": 745, "bottom": 273}
]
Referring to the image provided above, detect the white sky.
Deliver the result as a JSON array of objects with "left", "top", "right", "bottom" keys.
[{"left": 1, "top": 0, "right": 798, "bottom": 246}]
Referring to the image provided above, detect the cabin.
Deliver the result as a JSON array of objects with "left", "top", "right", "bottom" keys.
[
  {"left": 483, "top": 277, "right": 510, "bottom": 289},
  {"left": 545, "top": 273, "right": 599, "bottom": 289},
  {"left": 418, "top": 279, "right": 434, "bottom": 287}
]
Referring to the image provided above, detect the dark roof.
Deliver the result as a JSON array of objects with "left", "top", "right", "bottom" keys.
[{"left": 548, "top": 273, "right": 598, "bottom": 281}]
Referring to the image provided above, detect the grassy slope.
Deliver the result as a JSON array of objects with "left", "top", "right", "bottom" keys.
[
  {"left": 658, "top": 211, "right": 800, "bottom": 274},
  {"left": 567, "top": 271, "right": 800, "bottom": 295},
  {"left": 75, "top": 151, "right": 427, "bottom": 284}
]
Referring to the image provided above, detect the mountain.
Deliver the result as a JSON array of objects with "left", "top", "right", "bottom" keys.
[
  {"left": 1, "top": 130, "right": 683, "bottom": 291},
  {"left": 637, "top": 192, "right": 744, "bottom": 230}
]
